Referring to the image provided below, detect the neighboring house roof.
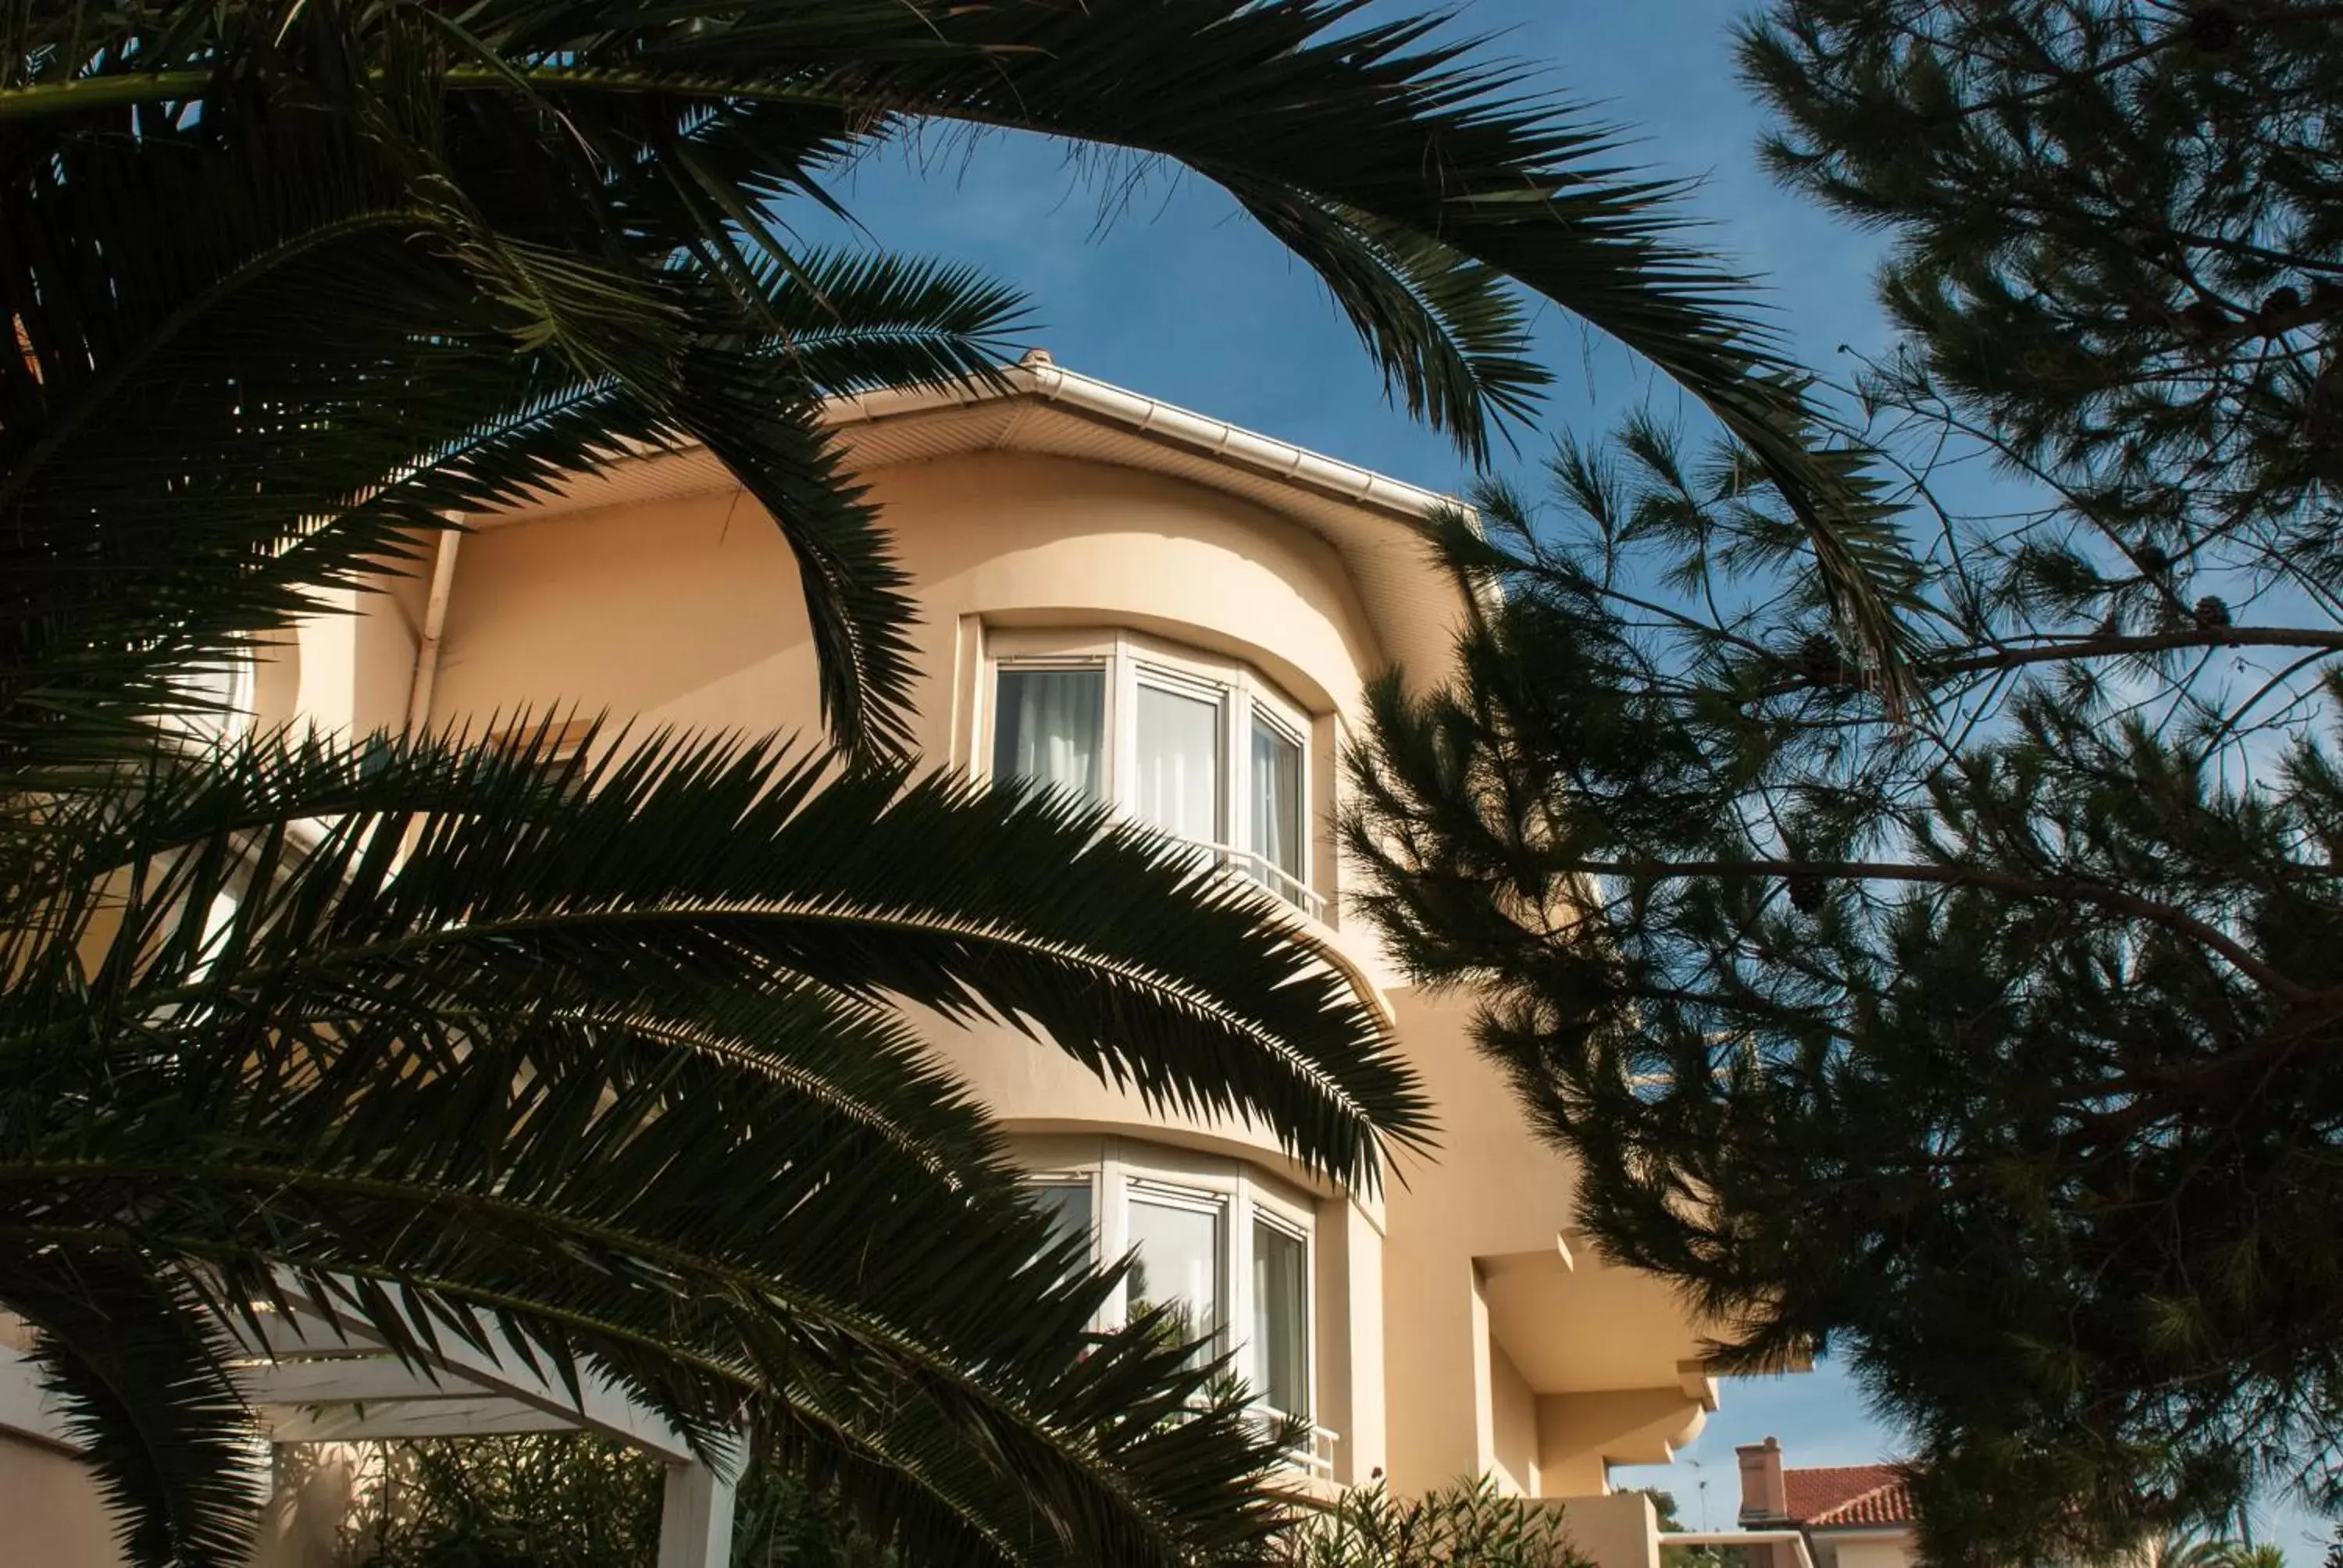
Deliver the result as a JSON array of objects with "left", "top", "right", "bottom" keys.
[{"left": 1785, "top": 1466, "right": 1917, "bottom": 1529}]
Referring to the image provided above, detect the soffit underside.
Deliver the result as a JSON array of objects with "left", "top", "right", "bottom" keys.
[{"left": 1479, "top": 1245, "right": 1712, "bottom": 1396}]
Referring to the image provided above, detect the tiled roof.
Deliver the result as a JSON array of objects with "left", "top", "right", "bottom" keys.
[{"left": 1783, "top": 1466, "right": 1916, "bottom": 1527}]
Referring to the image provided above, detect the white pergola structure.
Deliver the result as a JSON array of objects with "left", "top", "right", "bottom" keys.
[{"left": 0, "top": 1297, "right": 740, "bottom": 1568}]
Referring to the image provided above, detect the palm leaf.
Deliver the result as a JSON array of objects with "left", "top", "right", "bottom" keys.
[
  {"left": 1, "top": 721, "right": 1421, "bottom": 1563},
  {"left": 2, "top": 1255, "right": 268, "bottom": 1568},
  {"left": 3, "top": 0, "right": 1926, "bottom": 731}
]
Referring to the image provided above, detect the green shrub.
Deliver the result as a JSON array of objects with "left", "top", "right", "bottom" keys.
[
  {"left": 336, "top": 1434, "right": 886, "bottom": 1568},
  {"left": 333, "top": 1443, "right": 1590, "bottom": 1568},
  {"left": 1278, "top": 1477, "right": 1593, "bottom": 1568}
]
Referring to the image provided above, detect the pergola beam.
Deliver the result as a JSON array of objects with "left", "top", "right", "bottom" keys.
[
  {"left": 234, "top": 1354, "right": 474, "bottom": 1406},
  {"left": 269, "top": 1395, "right": 588, "bottom": 1443},
  {"left": 238, "top": 1299, "right": 699, "bottom": 1463},
  {"left": 14, "top": 1282, "right": 744, "bottom": 1568}
]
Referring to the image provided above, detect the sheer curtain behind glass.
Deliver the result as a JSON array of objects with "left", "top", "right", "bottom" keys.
[
  {"left": 1253, "top": 1220, "right": 1309, "bottom": 1418},
  {"left": 1134, "top": 682, "right": 1221, "bottom": 846},
  {"left": 993, "top": 668, "right": 1104, "bottom": 800},
  {"left": 1249, "top": 718, "right": 1304, "bottom": 903}
]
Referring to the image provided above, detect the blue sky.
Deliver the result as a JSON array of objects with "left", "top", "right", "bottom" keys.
[{"left": 791, "top": 0, "right": 2326, "bottom": 1554}]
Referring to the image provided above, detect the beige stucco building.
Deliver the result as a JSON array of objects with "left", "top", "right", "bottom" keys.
[{"left": 1, "top": 356, "right": 1729, "bottom": 1566}]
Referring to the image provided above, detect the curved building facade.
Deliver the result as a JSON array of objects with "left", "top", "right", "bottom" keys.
[{"left": 2, "top": 358, "right": 1743, "bottom": 1568}]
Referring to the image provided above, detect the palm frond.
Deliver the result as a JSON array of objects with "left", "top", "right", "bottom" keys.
[
  {"left": 0, "top": 85, "right": 1017, "bottom": 763},
  {"left": 33, "top": 722, "right": 1425, "bottom": 1187},
  {"left": 3, "top": 1253, "right": 267, "bottom": 1568},
  {"left": 1227, "top": 189, "right": 1548, "bottom": 458},
  {"left": 4, "top": 0, "right": 1926, "bottom": 707},
  {"left": 4, "top": 722, "right": 1410, "bottom": 1563}
]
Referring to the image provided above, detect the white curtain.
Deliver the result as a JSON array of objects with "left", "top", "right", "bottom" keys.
[
  {"left": 993, "top": 668, "right": 1104, "bottom": 799},
  {"left": 1249, "top": 718, "right": 1303, "bottom": 895},
  {"left": 1252, "top": 1219, "right": 1309, "bottom": 1418},
  {"left": 1135, "top": 683, "right": 1221, "bottom": 845}
]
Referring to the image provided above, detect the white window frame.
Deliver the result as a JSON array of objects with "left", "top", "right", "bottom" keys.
[
  {"left": 1022, "top": 1141, "right": 1322, "bottom": 1463},
  {"left": 982, "top": 629, "right": 1321, "bottom": 918},
  {"left": 1124, "top": 1177, "right": 1232, "bottom": 1356},
  {"left": 1243, "top": 700, "right": 1311, "bottom": 911}
]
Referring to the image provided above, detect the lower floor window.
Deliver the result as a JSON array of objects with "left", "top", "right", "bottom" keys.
[{"left": 1029, "top": 1148, "right": 1314, "bottom": 1426}]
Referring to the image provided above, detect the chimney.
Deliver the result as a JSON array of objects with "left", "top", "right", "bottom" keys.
[{"left": 1737, "top": 1436, "right": 1788, "bottom": 1526}]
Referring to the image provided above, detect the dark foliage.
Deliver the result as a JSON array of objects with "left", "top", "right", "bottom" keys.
[
  {"left": 1353, "top": 7, "right": 2343, "bottom": 1558},
  {"left": 1277, "top": 1477, "right": 1593, "bottom": 1568},
  {"left": 338, "top": 1434, "right": 886, "bottom": 1568}
]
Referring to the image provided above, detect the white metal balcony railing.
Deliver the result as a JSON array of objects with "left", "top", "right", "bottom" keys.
[
  {"left": 1177, "top": 839, "right": 1328, "bottom": 922},
  {"left": 1242, "top": 1407, "right": 1339, "bottom": 1483},
  {"left": 1164, "top": 1401, "right": 1336, "bottom": 1484}
]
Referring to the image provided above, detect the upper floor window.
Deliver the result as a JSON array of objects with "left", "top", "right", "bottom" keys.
[{"left": 987, "top": 631, "right": 1318, "bottom": 917}]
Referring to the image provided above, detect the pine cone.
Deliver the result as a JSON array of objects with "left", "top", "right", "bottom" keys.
[
  {"left": 2194, "top": 595, "right": 2232, "bottom": 629},
  {"left": 1788, "top": 875, "right": 1826, "bottom": 914},
  {"left": 2135, "top": 543, "right": 2172, "bottom": 576},
  {"left": 2186, "top": 3, "right": 2240, "bottom": 50},
  {"left": 2179, "top": 300, "right": 2231, "bottom": 339},
  {"left": 1797, "top": 633, "right": 1841, "bottom": 684},
  {"left": 2260, "top": 287, "right": 2307, "bottom": 333}
]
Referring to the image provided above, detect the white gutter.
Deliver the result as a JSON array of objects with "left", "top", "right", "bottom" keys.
[
  {"left": 403, "top": 526, "right": 462, "bottom": 735},
  {"left": 822, "top": 350, "right": 1463, "bottom": 524}
]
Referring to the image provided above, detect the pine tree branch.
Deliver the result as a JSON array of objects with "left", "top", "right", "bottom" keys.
[
  {"left": 1763, "top": 626, "right": 2343, "bottom": 697},
  {"left": 1881, "top": 5, "right": 2343, "bottom": 132},
  {"left": 1577, "top": 857, "right": 2306, "bottom": 998},
  {"left": 1931, "top": 626, "right": 2343, "bottom": 675}
]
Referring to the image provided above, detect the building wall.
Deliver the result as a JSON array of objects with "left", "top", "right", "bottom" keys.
[
  {"left": 428, "top": 452, "right": 1378, "bottom": 773},
  {"left": 0, "top": 1433, "right": 128, "bottom": 1568},
  {"left": 1490, "top": 1341, "right": 1542, "bottom": 1495},
  {"left": 1382, "top": 989, "right": 1711, "bottom": 1499},
  {"left": 199, "top": 434, "right": 1717, "bottom": 1562},
  {"left": 1815, "top": 1531, "right": 1918, "bottom": 1568},
  {"left": 335, "top": 451, "right": 1404, "bottom": 1484},
  {"left": 382, "top": 452, "right": 1400, "bottom": 1162},
  {"left": 1553, "top": 1492, "right": 1664, "bottom": 1568}
]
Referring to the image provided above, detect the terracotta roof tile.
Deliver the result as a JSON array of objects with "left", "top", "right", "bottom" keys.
[{"left": 1782, "top": 1466, "right": 1916, "bottom": 1527}]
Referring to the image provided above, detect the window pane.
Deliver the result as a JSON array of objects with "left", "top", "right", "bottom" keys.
[
  {"left": 1253, "top": 1220, "right": 1310, "bottom": 1418},
  {"left": 1030, "top": 1182, "right": 1095, "bottom": 1260},
  {"left": 1128, "top": 1193, "right": 1224, "bottom": 1354},
  {"left": 1249, "top": 718, "right": 1305, "bottom": 900},
  {"left": 993, "top": 668, "right": 1104, "bottom": 800},
  {"left": 1135, "top": 683, "right": 1222, "bottom": 845}
]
